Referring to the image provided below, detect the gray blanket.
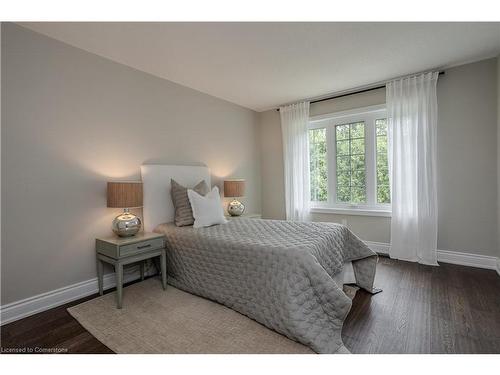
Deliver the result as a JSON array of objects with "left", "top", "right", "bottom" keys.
[{"left": 155, "top": 218, "right": 377, "bottom": 353}]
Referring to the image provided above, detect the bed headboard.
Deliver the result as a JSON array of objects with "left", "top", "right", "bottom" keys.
[{"left": 140, "top": 164, "right": 211, "bottom": 231}]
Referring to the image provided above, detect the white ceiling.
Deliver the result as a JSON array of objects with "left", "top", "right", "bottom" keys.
[{"left": 19, "top": 22, "right": 500, "bottom": 112}]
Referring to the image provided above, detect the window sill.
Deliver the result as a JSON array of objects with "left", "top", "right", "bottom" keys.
[{"left": 310, "top": 207, "right": 392, "bottom": 217}]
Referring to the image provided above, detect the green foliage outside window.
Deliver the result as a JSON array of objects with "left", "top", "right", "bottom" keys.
[{"left": 309, "top": 128, "right": 327, "bottom": 201}]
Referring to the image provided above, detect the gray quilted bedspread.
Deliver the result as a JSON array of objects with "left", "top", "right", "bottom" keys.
[{"left": 154, "top": 218, "right": 377, "bottom": 353}]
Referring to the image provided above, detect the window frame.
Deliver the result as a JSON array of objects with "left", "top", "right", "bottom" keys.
[{"left": 308, "top": 104, "right": 391, "bottom": 216}]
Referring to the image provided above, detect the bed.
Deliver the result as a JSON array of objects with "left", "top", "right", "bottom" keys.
[{"left": 141, "top": 164, "right": 378, "bottom": 354}]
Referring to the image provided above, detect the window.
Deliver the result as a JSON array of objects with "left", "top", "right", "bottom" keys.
[{"left": 309, "top": 105, "right": 391, "bottom": 215}]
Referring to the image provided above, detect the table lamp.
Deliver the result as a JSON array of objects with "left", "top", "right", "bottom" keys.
[
  {"left": 107, "top": 181, "right": 143, "bottom": 237},
  {"left": 224, "top": 179, "right": 245, "bottom": 216}
]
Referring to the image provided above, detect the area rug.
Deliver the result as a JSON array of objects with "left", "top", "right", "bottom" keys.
[{"left": 68, "top": 277, "right": 358, "bottom": 354}]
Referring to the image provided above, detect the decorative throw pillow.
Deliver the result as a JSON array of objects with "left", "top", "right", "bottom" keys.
[
  {"left": 171, "top": 179, "right": 209, "bottom": 226},
  {"left": 187, "top": 186, "right": 228, "bottom": 228}
]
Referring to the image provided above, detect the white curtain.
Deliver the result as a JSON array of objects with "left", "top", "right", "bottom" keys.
[
  {"left": 280, "top": 101, "right": 311, "bottom": 221},
  {"left": 387, "top": 72, "right": 439, "bottom": 265}
]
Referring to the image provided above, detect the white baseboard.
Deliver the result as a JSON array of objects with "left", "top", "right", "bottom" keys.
[
  {"left": 0, "top": 264, "right": 155, "bottom": 326},
  {"left": 364, "top": 240, "right": 500, "bottom": 271},
  {"left": 436, "top": 249, "right": 499, "bottom": 270}
]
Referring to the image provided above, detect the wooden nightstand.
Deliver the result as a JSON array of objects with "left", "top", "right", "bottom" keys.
[
  {"left": 95, "top": 232, "right": 167, "bottom": 309},
  {"left": 225, "top": 213, "right": 262, "bottom": 219}
]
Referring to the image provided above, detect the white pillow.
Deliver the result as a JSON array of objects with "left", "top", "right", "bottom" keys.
[{"left": 187, "top": 186, "right": 228, "bottom": 228}]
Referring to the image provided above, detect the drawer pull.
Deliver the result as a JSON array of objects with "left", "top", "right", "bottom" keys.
[{"left": 137, "top": 244, "right": 152, "bottom": 249}]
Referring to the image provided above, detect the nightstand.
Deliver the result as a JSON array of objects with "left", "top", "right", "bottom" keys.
[
  {"left": 95, "top": 232, "right": 167, "bottom": 308},
  {"left": 225, "top": 213, "right": 262, "bottom": 219}
]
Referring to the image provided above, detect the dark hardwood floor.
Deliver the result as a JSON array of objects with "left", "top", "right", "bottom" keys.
[
  {"left": 1, "top": 257, "right": 499, "bottom": 354},
  {"left": 344, "top": 257, "right": 500, "bottom": 353}
]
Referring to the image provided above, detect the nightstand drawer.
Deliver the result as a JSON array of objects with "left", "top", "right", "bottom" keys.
[{"left": 119, "top": 238, "right": 164, "bottom": 257}]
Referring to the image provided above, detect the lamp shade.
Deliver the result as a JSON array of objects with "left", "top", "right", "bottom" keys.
[
  {"left": 107, "top": 181, "right": 143, "bottom": 208},
  {"left": 224, "top": 179, "right": 245, "bottom": 198}
]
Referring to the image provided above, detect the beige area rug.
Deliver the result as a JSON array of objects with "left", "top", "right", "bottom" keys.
[{"left": 68, "top": 277, "right": 358, "bottom": 354}]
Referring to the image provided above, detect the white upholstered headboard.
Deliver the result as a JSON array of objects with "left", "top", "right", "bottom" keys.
[{"left": 140, "top": 164, "right": 211, "bottom": 231}]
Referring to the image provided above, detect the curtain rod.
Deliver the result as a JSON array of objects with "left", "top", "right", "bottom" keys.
[{"left": 276, "top": 71, "right": 445, "bottom": 111}]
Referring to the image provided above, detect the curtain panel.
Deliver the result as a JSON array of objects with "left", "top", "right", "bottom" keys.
[
  {"left": 387, "top": 72, "right": 439, "bottom": 265},
  {"left": 280, "top": 102, "right": 311, "bottom": 221}
]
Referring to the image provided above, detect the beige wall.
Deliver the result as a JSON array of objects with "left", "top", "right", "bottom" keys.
[
  {"left": 1, "top": 24, "right": 261, "bottom": 304},
  {"left": 498, "top": 56, "right": 500, "bottom": 257},
  {"left": 436, "top": 59, "right": 497, "bottom": 256},
  {"left": 259, "top": 59, "right": 499, "bottom": 256}
]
